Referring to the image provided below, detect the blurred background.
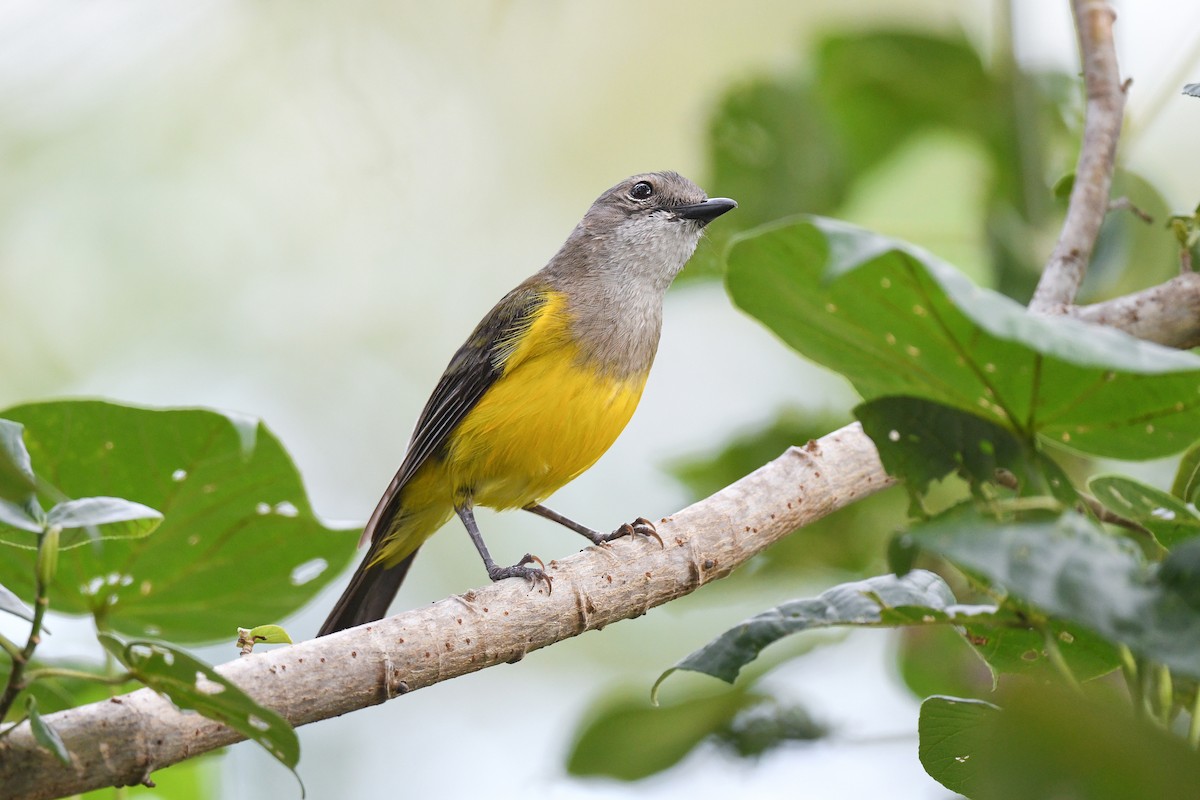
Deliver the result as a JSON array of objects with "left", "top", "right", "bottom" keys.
[{"left": 2, "top": 1, "right": 1198, "bottom": 797}]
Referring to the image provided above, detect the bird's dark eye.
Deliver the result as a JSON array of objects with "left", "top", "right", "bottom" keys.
[{"left": 630, "top": 181, "right": 654, "bottom": 200}]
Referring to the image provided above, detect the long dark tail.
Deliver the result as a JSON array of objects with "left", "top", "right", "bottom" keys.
[{"left": 317, "top": 544, "right": 419, "bottom": 636}]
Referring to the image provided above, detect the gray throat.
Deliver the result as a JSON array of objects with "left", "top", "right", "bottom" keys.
[{"left": 558, "top": 270, "right": 668, "bottom": 380}]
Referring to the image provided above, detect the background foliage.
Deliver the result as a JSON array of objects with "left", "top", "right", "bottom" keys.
[{"left": 3, "top": 3, "right": 1200, "bottom": 799}]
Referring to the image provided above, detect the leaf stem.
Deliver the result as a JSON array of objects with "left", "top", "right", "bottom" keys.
[
  {"left": 1119, "top": 645, "right": 1142, "bottom": 719},
  {"left": 1189, "top": 686, "right": 1200, "bottom": 749},
  {"left": 0, "top": 712, "right": 29, "bottom": 743},
  {"left": 0, "top": 631, "right": 22, "bottom": 661},
  {"left": 23, "top": 667, "right": 134, "bottom": 686},
  {"left": 0, "top": 537, "right": 53, "bottom": 720},
  {"left": 1154, "top": 663, "right": 1174, "bottom": 727}
]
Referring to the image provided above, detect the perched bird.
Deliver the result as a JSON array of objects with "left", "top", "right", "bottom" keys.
[{"left": 319, "top": 172, "right": 736, "bottom": 636}]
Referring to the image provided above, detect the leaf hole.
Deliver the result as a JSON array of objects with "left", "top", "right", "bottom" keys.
[{"left": 291, "top": 558, "right": 329, "bottom": 586}]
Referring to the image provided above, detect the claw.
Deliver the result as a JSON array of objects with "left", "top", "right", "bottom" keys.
[
  {"left": 603, "top": 517, "right": 663, "bottom": 548},
  {"left": 631, "top": 517, "right": 663, "bottom": 548},
  {"left": 488, "top": 553, "right": 552, "bottom": 594}
]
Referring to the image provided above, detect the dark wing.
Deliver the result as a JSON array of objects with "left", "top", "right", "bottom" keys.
[{"left": 360, "top": 280, "right": 551, "bottom": 546}]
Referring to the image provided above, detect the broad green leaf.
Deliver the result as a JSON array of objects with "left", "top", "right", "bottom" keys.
[
  {"left": 567, "top": 687, "right": 762, "bottom": 780},
  {"left": 1089, "top": 474, "right": 1200, "bottom": 547},
  {"left": 896, "top": 626, "right": 993, "bottom": 701},
  {"left": 0, "top": 419, "right": 36, "bottom": 504},
  {"left": 0, "top": 400, "right": 358, "bottom": 643},
  {"left": 725, "top": 217, "right": 1200, "bottom": 460},
  {"left": 969, "top": 683, "right": 1200, "bottom": 800},
  {"left": 918, "top": 696, "right": 998, "bottom": 796},
  {"left": 1171, "top": 440, "right": 1200, "bottom": 504},
  {"left": 655, "top": 570, "right": 967, "bottom": 690},
  {"left": 0, "top": 580, "right": 34, "bottom": 622},
  {"left": 856, "top": 395, "right": 1042, "bottom": 506},
  {"left": 25, "top": 696, "right": 71, "bottom": 766},
  {"left": 963, "top": 617, "right": 1120, "bottom": 684},
  {"left": 99, "top": 634, "right": 299, "bottom": 771},
  {"left": 910, "top": 509, "right": 1200, "bottom": 677}
]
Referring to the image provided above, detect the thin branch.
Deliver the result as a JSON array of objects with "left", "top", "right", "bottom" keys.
[
  {"left": 0, "top": 424, "right": 896, "bottom": 800},
  {"left": 1029, "top": 0, "right": 1126, "bottom": 313},
  {"left": 1069, "top": 271, "right": 1200, "bottom": 349}
]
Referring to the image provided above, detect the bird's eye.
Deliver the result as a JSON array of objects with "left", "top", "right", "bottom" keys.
[{"left": 630, "top": 181, "right": 654, "bottom": 200}]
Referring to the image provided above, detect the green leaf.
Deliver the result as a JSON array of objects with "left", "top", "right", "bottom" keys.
[
  {"left": 896, "top": 626, "right": 993, "bottom": 700},
  {"left": 0, "top": 581, "right": 34, "bottom": 622},
  {"left": 1089, "top": 474, "right": 1200, "bottom": 547},
  {"left": 245, "top": 625, "right": 292, "bottom": 646},
  {"left": 0, "top": 499, "right": 41, "bottom": 533},
  {"left": 0, "top": 400, "right": 358, "bottom": 643},
  {"left": 910, "top": 509, "right": 1200, "bottom": 677},
  {"left": 45, "top": 497, "right": 162, "bottom": 532},
  {"left": 963, "top": 616, "right": 1120, "bottom": 684},
  {"left": 725, "top": 217, "right": 1200, "bottom": 460},
  {"left": 0, "top": 419, "right": 36, "bottom": 504},
  {"left": 713, "top": 701, "right": 825, "bottom": 758},
  {"left": 1171, "top": 440, "right": 1200, "bottom": 504},
  {"left": 918, "top": 696, "right": 998, "bottom": 796},
  {"left": 25, "top": 696, "right": 71, "bottom": 765},
  {"left": 655, "top": 570, "right": 967, "bottom": 690},
  {"left": 969, "top": 683, "right": 1200, "bottom": 800},
  {"left": 567, "top": 687, "right": 762, "bottom": 780},
  {"left": 99, "top": 633, "right": 299, "bottom": 771},
  {"left": 856, "top": 395, "right": 1044, "bottom": 506}
]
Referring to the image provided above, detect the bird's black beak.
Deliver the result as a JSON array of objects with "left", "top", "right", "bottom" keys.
[{"left": 673, "top": 197, "right": 738, "bottom": 224}]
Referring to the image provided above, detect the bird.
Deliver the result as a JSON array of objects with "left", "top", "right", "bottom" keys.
[{"left": 318, "top": 171, "right": 736, "bottom": 636}]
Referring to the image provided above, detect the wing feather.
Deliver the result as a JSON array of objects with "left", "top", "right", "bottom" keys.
[{"left": 359, "top": 282, "right": 551, "bottom": 546}]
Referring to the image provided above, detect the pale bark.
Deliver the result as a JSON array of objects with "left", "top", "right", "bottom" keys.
[
  {"left": 1029, "top": 0, "right": 1126, "bottom": 313},
  {"left": 0, "top": 426, "right": 894, "bottom": 800}
]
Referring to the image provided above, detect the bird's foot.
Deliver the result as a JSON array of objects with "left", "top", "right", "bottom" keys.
[
  {"left": 488, "top": 553, "right": 553, "bottom": 593},
  {"left": 594, "top": 517, "right": 663, "bottom": 548}
]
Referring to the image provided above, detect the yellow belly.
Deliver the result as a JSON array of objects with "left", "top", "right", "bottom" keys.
[
  {"left": 373, "top": 290, "right": 649, "bottom": 568},
  {"left": 446, "top": 345, "right": 646, "bottom": 509}
]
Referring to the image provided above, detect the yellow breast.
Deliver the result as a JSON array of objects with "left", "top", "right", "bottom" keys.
[{"left": 445, "top": 291, "right": 648, "bottom": 510}]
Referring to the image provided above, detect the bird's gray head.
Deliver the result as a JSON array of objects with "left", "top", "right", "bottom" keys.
[{"left": 545, "top": 171, "right": 737, "bottom": 291}]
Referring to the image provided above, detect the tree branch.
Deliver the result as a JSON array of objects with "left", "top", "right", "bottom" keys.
[
  {"left": 0, "top": 425, "right": 894, "bottom": 800},
  {"left": 1029, "top": 0, "right": 1126, "bottom": 313},
  {"left": 1069, "top": 271, "right": 1200, "bottom": 349}
]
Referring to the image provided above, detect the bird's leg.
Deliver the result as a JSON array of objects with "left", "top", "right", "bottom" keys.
[
  {"left": 455, "top": 502, "right": 552, "bottom": 591},
  {"left": 524, "top": 504, "right": 663, "bottom": 548}
]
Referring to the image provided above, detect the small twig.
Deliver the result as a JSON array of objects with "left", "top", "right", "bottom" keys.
[
  {"left": 22, "top": 667, "right": 133, "bottom": 686},
  {"left": 992, "top": 468, "right": 1153, "bottom": 539},
  {"left": 0, "top": 632, "right": 23, "bottom": 661},
  {"left": 1029, "top": 0, "right": 1127, "bottom": 313},
  {"left": 0, "top": 546, "right": 52, "bottom": 721},
  {"left": 1107, "top": 196, "right": 1153, "bottom": 224}
]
